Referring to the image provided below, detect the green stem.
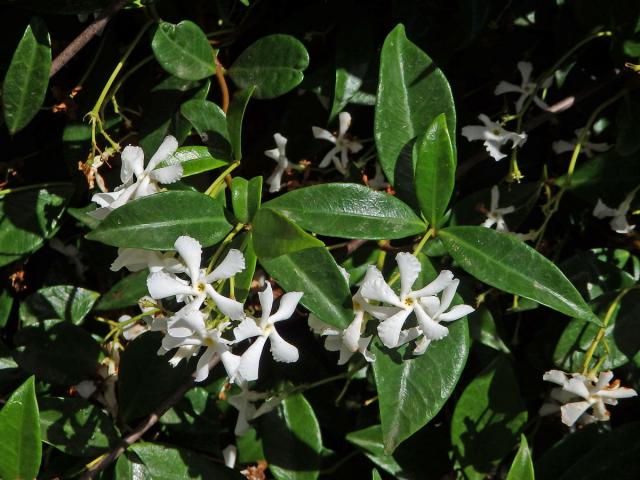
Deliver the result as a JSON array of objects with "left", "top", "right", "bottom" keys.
[
  {"left": 0, "top": 182, "right": 72, "bottom": 197},
  {"left": 204, "top": 161, "right": 240, "bottom": 197},
  {"left": 206, "top": 223, "right": 245, "bottom": 274}
]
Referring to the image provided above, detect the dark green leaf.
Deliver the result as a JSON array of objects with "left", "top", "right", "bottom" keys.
[
  {"left": 228, "top": 34, "right": 309, "bottom": 99},
  {"left": 252, "top": 207, "right": 323, "bottom": 259},
  {"left": 227, "top": 86, "right": 256, "bottom": 160},
  {"left": 451, "top": 356, "right": 527, "bottom": 479},
  {"left": 13, "top": 322, "right": 101, "bottom": 385},
  {"left": 469, "top": 307, "right": 510, "bottom": 353},
  {"left": 132, "top": 442, "right": 244, "bottom": 479},
  {"left": 0, "top": 184, "right": 73, "bottom": 267},
  {"left": 86, "top": 191, "right": 232, "bottom": 250},
  {"left": 264, "top": 183, "right": 426, "bottom": 240},
  {"left": 20, "top": 285, "right": 99, "bottom": 326},
  {"left": 159, "top": 146, "right": 228, "bottom": 177},
  {"left": 115, "top": 452, "right": 152, "bottom": 480},
  {"left": 231, "top": 176, "right": 262, "bottom": 224},
  {"left": 261, "top": 393, "right": 322, "bottom": 480},
  {"left": 3, "top": 18, "right": 51, "bottom": 134},
  {"left": 96, "top": 271, "right": 149, "bottom": 311},
  {"left": 151, "top": 21, "right": 216, "bottom": 81},
  {"left": 180, "top": 99, "right": 232, "bottom": 159},
  {"left": 439, "top": 226, "right": 597, "bottom": 323},
  {"left": 374, "top": 24, "right": 456, "bottom": 189},
  {"left": 0, "top": 290, "right": 14, "bottom": 328},
  {"left": 118, "top": 332, "right": 192, "bottom": 423},
  {"left": 346, "top": 425, "right": 402, "bottom": 475},
  {"left": 506, "top": 435, "right": 535, "bottom": 480},
  {"left": 0, "top": 376, "right": 41, "bottom": 480},
  {"left": 414, "top": 114, "right": 455, "bottom": 227},
  {"left": 39, "top": 397, "right": 119, "bottom": 457}
]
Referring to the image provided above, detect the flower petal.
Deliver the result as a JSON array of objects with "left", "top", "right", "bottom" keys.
[
  {"left": 146, "top": 135, "right": 179, "bottom": 171},
  {"left": 234, "top": 318, "right": 263, "bottom": 342},
  {"left": 552, "top": 140, "right": 575, "bottom": 154},
  {"left": 174, "top": 235, "right": 202, "bottom": 283},
  {"left": 560, "top": 401, "right": 592, "bottom": 427},
  {"left": 120, "top": 145, "right": 145, "bottom": 183},
  {"left": 238, "top": 336, "right": 267, "bottom": 382},
  {"left": 439, "top": 279, "right": 459, "bottom": 312},
  {"left": 597, "top": 387, "right": 638, "bottom": 400},
  {"left": 194, "top": 347, "right": 217, "bottom": 382},
  {"left": 147, "top": 272, "right": 193, "bottom": 299},
  {"left": 414, "top": 304, "right": 449, "bottom": 340},
  {"left": 461, "top": 125, "right": 488, "bottom": 142},
  {"left": 206, "top": 249, "right": 246, "bottom": 282},
  {"left": 543, "top": 370, "right": 568, "bottom": 386},
  {"left": 517, "top": 61, "right": 533, "bottom": 85},
  {"left": 411, "top": 270, "right": 454, "bottom": 298},
  {"left": 258, "top": 282, "right": 274, "bottom": 323},
  {"left": 269, "top": 291, "right": 303, "bottom": 323},
  {"left": 343, "top": 310, "right": 364, "bottom": 352},
  {"left": 494, "top": 81, "right": 523, "bottom": 96},
  {"left": 396, "top": 252, "right": 421, "bottom": 297},
  {"left": 439, "top": 304, "right": 475, "bottom": 321},
  {"left": 312, "top": 126, "right": 336, "bottom": 143},
  {"left": 377, "top": 309, "right": 412, "bottom": 348},
  {"left": 269, "top": 328, "right": 299, "bottom": 363},
  {"left": 149, "top": 164, "right": 183, "bottom": 184},
  {"left": 564, "top": 377, "right": 591, "bottom": 399},
  {"left": 338, "top": 111, "right": 352, "bottom": 137},
  {"left": 360, "top": 278, "right": 402, "bottom": 307},
  {"left": 274, "top": 132, "right": 287, "bottom": 154},
  {"left": 220, "top": 350, "right": 241, "bottom": 382},
  {"left": 205, "top": 285, "right": 245, "bottom": 320}
]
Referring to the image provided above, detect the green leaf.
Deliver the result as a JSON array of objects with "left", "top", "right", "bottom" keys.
[
  {"left": 374, "top": 24, "right": 456, "bottom": 189},
  {"left": 227, "top": 86, "right": 256, "bottom": 160},
  {"left": 372, "top": 469, "right": 382, "bottom": 480},
  {"left": 451, "top": 356, "right": 528, "bottom": 479},
  {"left": 132, "top": 442, "right": 244, "bottom": 479},
  {"left": 469, "top": 306, "right": 510, "bottom": 353},
  {"left": 20, "top": 285, "right": 100, "bottom": 326},
  {"left": 0, "top": 376, "right": 41, "bottom": 480},
  {"left": 115, "top": 452, "right": 152, "bottom": 480},
  {"left": 86, "top": 191, "right": 232, "bottom": 250},
  {"left": 253, "top": 209, "right": 353, "bottom": 329},
  {"left": 261, "top": 393, "right": 322, "bottom": 480},
  {"left": 228, "top": 34, "right": 309, "bottom": 99},
  {"left": 231, "top": 176, "right": 262, "bottom": 224},
  {"left": 346, "top": 425, "right": 402, "bottom": 476},
  {"left": 264, "top": 183, "right": 426, "bottom": 240},
  {"left": 118, "top": 332, "right": 192, "bottom": 423},
  {"left": 159, "top": 146, "right": 228, "bottom": 177},
  {"left": 151, "top": 21, "right": 216, "bottom": 81},
  {"left": 0, "top": 184, "right": 73, "bottom": 267},
  {"left": 507, "top": 435, "right": 535, "bottom": 480},
  {"left": 373, "top": 316, "right": 469, "bottom": 452},
  {"left": 13, "top": 321, "right": 101, "bottom": 385},
  {"left": 414, "top": 114, "right": 455, "bottom": 227},
  {"left": 0, "top": 290, "right": 14, "bottom": 328},
  {"left": 180, "top": 99, "right": 232, "bottom": 159},
  {"left": 231, "top": 232, "right": 257, "bottom": 303},
  {"left": 39, "top": 397, "right": 119, "bottom": 457},
  {"left": 3, "top": 18, "right": 51, "bottom": 134},
  {"left": 96, "top": 271, "right": 149, "bottom": 311},
  {"left": 439, "top": 226, "right": 597, "bottom": 323}
]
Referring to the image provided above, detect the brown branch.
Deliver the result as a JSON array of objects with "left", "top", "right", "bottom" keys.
[
  {"left": 216, "top": 59, "right": 230, "bottom": 113},
  {"left": 79, "top": 373, "right": 198, "bottom": 479},
  {"left": 50, "top": 0, "right": 133, "bottom": 78}
]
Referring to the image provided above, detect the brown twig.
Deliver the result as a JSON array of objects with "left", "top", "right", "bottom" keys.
[
  {"left": 216, "top": 59, "right": 230, "bottom": 113},
  {"left": 79, "top": 374, "right": 197, "bottom": 479},
  {"left": 50, "top": 0, "right": 133, "bottom": 78}
]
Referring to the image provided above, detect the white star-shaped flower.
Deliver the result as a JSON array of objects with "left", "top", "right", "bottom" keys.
[
  {"left": 593, "top": 190, "right": 637, "bottom": 234},
  {"left": 146, "top": 236, "right": 246, "bottom": 321},
  {"left": 494, "top": 61, "right": 551, "bottom": 113},
  {"left": 541, "top": 369, "right": 637, "bottom": 426},
  {"left": 552, "top": 128, "right": 611, "bottom": 158},
  {"left": 312, "top": 111, "right": 363, "bottom": 175},
  {"left": 264, "top": 133, "right": 295, "bottom": 193},
  {"left": 461, "top": 114, "right": 527, "bottom": 161},
  {"left": 110, "top": 248, "right": 185, "bottom": 274},
  {"left": 360, "top": 253, "right": 473, "bottom": 350},
  {"left": 482, "top": 185, "right": 515, "bottom": 232},
  {"left": 90, "top": 135, "right": 183, "bottom": 220},
  {"left": 228, "top": 382, "right": 282, "bottom": 436},
  {"left": 233, "top": 282, "right": 303, "bottom": 382}
]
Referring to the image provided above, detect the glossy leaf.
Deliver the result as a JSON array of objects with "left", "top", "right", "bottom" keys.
[
  {"left": 469, "top": 307, "right": 510, "bottom": 353},
  {"left": 3, "top": 17, "right": 51, "bottom": 134},
  {"left": 261, "top": 393, "right": 322, "bottom": 480},
  {"left": 346, "top": 425, "right": 402, "bottom": 476},
  {"left": 115, "top": 452, "right": 152, "bottom": 480},
  {"left": 373, "top": 316, "right": 469, "bottom": 452},
  {"left": 253, "top": 209, "right": 353, "bottom": 329},
  {"left": 96, "top": 271, "right": 149, "bottom": 311},
  {"left": 0, "top": 290, "right": 14, "bottom": 328},
  {"left": 228, "top": 34, "right": 309, "bottom": 99},
  {"left": 118, "top": 332, "right": 192, "bottom": 423},
  {"left": 265, "top": 183, "right": 426, "bottom": 240},
  {"left": 507, "top": 435, "right": 535, "bottom": 480},
  {"left": 414, "top": 114, "right": 455, "bottom": 227},
  {"left": 159, "top": 146, "right": 228, "bottom": 177},
  {"left": 0, "top": 184, "right": 73, "bottom": 267},
  {"left": 180, "top": 99, "right": 232, "bottom": 159},
  {"left": 86, "top": 191, "right": 232, "bottom": 250},
  {"left": 374, "top": 24, "right": 456, "bottom": 187},
  {"left": 0, "top": 376, "right": 41, "bottom": 480},
  {"left": 151, "top": 21, "right": 216, "bottom": 81},
  {"left": 439, "top": 226, "right": 597, "bottom": 323},
  {"left": 231, "top": 176, "right": 262, "bottom": 224},
  {"left": 227, "top": 86, "right": 256, "bottom": 160},
  {"left": 451, "top": 356, "right": 527, "bottom": 479},
  {"left": 20, "top": 285, "right": 99, "bottom": 326},
  {"left": 39, "top": 397, "right": 119, "bottom": 457},
  {"left": 132, "top": 442, "right": 244, "bottom": 479}
]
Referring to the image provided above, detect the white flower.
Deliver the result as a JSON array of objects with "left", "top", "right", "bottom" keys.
[
  {"left": 264, "top": 133, "right": 295, "bottom": 193},
  {"left": 461, "top": 114, "right": 527, "bottom": 161},
  {"left": 146, "top": 236, "right": 246, "bottom": 321},
  {"left": 233, "top": 283, "right": 303, "bottom": 382},
  {"left": 366, "top": 163, "right": 390, "bottom": 190},
  {"left": 482, "top": 185, "right": 515, "bottom": 232},
  {"left": 552, "top": 128, "right": 611, "bottom": 158},
  {"left": 110, "top": 248, "right": 185, "bottom": 274},
  {"left": 222, "top": 445, "right": 237, "bottom": 469},
  {"left": 593, "top": 190, "right": 637, "bottom": 234},
  {"left": 117, "top": 314, "right": 148, "bottom": 341},
  {"left": 541, "top": 369, "right": 637, "bottom": 426},
  {"left": 90, "top": 136, "right": 183, "bottom": 220},
  {"left": 312, "top": 112, "right": 363, "bottom": 175},
  {"left": 360, "top": 253, "right": 474, "bottom": 351},
  {"left": 494, "top": 61, "right": 551, "bottom": 113},
  {"left": 228, "top": 382, "right": 282, "bottom": 436}
]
